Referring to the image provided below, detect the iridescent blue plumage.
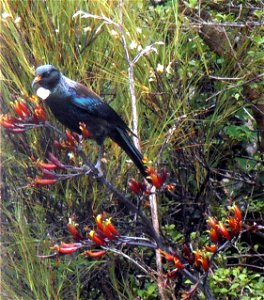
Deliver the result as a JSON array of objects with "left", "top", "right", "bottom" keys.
[{"left": 32, "top": 65, "right": 146, "bottom": 176}]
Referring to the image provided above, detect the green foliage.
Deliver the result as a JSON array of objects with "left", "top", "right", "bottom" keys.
[
  {"left": 163, "top": 224, "right": 184, "bottom": 243},
  {"left": 224, "top": 124, "right": 254, "bottom": 142},
  {"left": 209, "top": 267, "right": 264, "bottom": 300},
  {"left": 136, "top": 281, "right": 158, "bottom": 299}
]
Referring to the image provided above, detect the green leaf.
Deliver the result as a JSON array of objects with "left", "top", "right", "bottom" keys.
[
  {"left": 146, "top": 283, "right": 157, "bottom": 295},
  {"left": 224, "top": 125, "right": 253, "bottom": 142},
  {"left": 219, "top": 288, "right": 229, "bottom": 293}
]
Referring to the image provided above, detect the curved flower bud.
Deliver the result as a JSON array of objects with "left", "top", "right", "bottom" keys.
[
  {"left": 207, "top": 217, "right": 218, "bottom": 229},
  {"left": 33, "top": 104, "right": 46, "bottom": 122},
  {"left": 227, "top": 217, "right": 242, "bottom": 236},
  {"left": 31, "top": 177, "right": 57, "bottom": 186},
  {"left": 208, "top": 228, "right": 219, "bottom": 243},
  {"left": 198, "top": 256, "right": 209, "bottom": 272},
  {"left": 159, "top": 249, "right": 175, "bottom": 262},
  {"left": 218, "top": 222, "right": 231, "bottom": 240},
  {"left": 104, "top": 218, "right": 119, "bottom": 237},
  {"left": 88, "top": 230, "right": 105, "bottom": 245},
  {"left": 0, "top": 115, "right": 17, "bottom": 129},
  {"left": 82, "top": 250, "right": 107, "bottom": 258},
  {"left": 13, "top": 101, "right": 31, "bottom": 119},
  {"left": 36, "top": 160, "right": 58, "bottom": 170},
  {"left": 146, "top": 167, "right": 168, "bottom": 189},
  {"left": 205, "top": 244, "right": 218, "bottom": 253},
  {"left": 79, "top": 122, "right": 90, "bottom": 138},
  {"left": 51, "top": 242, "right": 81, "bottom": 255},
  {"left": 173, "top": 257, "right": 184, "bottom": 269},
  {"left": 48, "top": 152, "right": 66, "bottom": 168},
  {"left": 128, "top": 178, "right": 146, "bottom": 194},
  {"left": 230, "top": 205, "right": 242, "bottom": 223},
  {"left": 67, "top": 218, "right": 84, "bottom": 241}
]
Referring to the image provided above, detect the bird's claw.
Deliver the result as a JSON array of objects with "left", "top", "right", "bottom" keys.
[
  {"left": 95, "top": 160, "right": 104, "bottom": 177},
  {"left": 83, "top": 165, "right": 92, "bottom": 175}
]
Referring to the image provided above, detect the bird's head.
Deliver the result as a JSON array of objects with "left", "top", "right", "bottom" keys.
[{"left": 32, "top": 65, "right": 61, "bottom": 100}]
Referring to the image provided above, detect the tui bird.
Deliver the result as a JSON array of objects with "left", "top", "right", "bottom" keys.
[{"left": 32, "top": 64, "right": 146, "bottom": 176}]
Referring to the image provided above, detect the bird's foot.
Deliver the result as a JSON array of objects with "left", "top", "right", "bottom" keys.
[
  {"left": 95, "top": 160, "right": 104, "bottom": 177},
  {"left": 83, "top": 165, "right": 92, "bottom": 175}
]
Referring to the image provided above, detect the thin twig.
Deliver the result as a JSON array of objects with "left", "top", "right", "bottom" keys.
[
  {"left": 204, "top": 73, "right": 264, "bottom": 103},
  {"left": 227, "top": 263, "right": 264, "bottom": 271},
  {"left": 103, "top": 246, "right": 152, "bottom": 275},
  {"left": 190, "top": 21, "right": 264, "bottom": 28},
  {"left": 208, "top": 75, "right": 245, "bottom": 80},
  {"left": 226, "top": 254, "right": 264, "bottom": 259}
]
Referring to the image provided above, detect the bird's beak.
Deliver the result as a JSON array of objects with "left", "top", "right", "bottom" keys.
[{"left": 31, "top": 75, "right": 42, "bottom": 88}]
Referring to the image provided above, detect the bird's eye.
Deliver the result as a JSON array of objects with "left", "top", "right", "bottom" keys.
[{"left": 42, "top": 71, "right": 50, "bottom": 78}]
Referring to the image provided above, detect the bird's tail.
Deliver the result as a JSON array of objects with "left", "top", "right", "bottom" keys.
[{"left": 110, "top": 128, "right": 147, "bottom": 176}]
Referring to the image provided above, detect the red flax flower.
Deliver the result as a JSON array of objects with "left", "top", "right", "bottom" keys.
[
  {"left": 79, "top": 122, "right": 90, "bottom": 138},
  {"left": 159, "top": 249, "right": 184, "bottom": 269},
  {"left": 208, "top": 228, "right": 219, "bottom": 243},
  {"left": 67, "top": 218, "right": 84, "bottom": 241},
  {"left": 35, "top": 153, "right": 65, "bottom": 172},
  {"left": 0, "top": 115, "right": 26, "bottom": 132},
  {"left": 51, "top": 242, "right": 82, "bottom": 255},
  {"left": 165, "top": 183, "right": 175, "bottom": 192},
  {"left": 0, "top": 115, "right": 17, "bottom": 129},
  {"left": 217, "top": 222, "right": 231, "bottom": 241},
  {"left": 88, "top": 230, "right": 106, "bottom": 245},
  {"left": 128, "top": 178, "right": 146, "bottom": 194},
  {"left": 82, "top": 250, "right": 107, "bottom": 259},
  {"left": 13, "top": 100, "right": 31, "bottom": 119},
  {"left": 95, "top": 214, "right": 119, "bottom": 239},
  {"left": 207, "top": 217, "right": 218, "bottom": 230},
  {"left": 54, "top": 130, "right": 79, "bottom": 151},
  {"left": 66, "top": 129, "right": 77, "bottom": 144},
  {"left": 104, "top": 218, "right": 119, "bottom": 237},
  {"left": 159, "top": 249, "right": 175, "bottom": 262},
  {"left": 95, "top": 215, "right": 111, "bottom": 237},
  {"left": 207, "top": 217, "right": 220, "bottom": 243},
  {"left": 145, "top": 167, "right": 168, "bottom": 189},
  {"left": 199, "top": 256, "right": 209, "bottom": 272},
  {"left": 205, "top": 244, "right": 218, "bottom": 253},
  {"left": 95, "top": 214, "right": 118, "bottom": 240},
  {"left": 227, "top": 217, "right": 242, "bottom": 236},
  {"left": 173, "top": 256, "right": 184, "bottom": 269},
  {"left": 48, "top": 152, "right": 66, "bottom": 169},
  {"left": 233, "top": 205, "right": 242, "bottom": 222},
  {"left": 36, "top": 160, "right": 58, "bottom": 170},
  {"left": 229, "top": 204, "right": 242, "bottom": 223},
  {"left": 182, "top": 244, "right": 195, "bottom": 265},
  {"left": 33, "top": 104, "right": 46, "bottom": 122},
  {"left": 194, "top": 250, "right": 209, "bottom": 271},
  {"left": 31, "top": 177, "right": 57, "bottom": 186}
]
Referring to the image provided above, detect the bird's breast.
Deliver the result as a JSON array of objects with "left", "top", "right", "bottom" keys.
[{"left": 45, "top": 94, "right": 111, "bottom": 144}]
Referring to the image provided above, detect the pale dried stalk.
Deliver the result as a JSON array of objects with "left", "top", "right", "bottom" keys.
[
  {"left": 149, "top": 186, "right": 168, "bottom": 300},
  {"left": 117, "top": 3, "right": 166, "bottom": 298},
  {"left": 73, "top": 7, "right": 166, "bottom": 299}
]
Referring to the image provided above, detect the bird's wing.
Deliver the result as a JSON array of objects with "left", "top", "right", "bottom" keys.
[{"left": 69, "top": 82, "right": 130, "bottom": 130}]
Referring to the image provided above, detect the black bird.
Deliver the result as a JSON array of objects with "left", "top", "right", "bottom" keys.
[{"left": 32, "top": 64, "right": 146, "bottom": 176}]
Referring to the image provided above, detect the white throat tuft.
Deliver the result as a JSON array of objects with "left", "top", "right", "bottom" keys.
[{"left": 36, "top": 87, "right": 51, "bottom": 100}]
